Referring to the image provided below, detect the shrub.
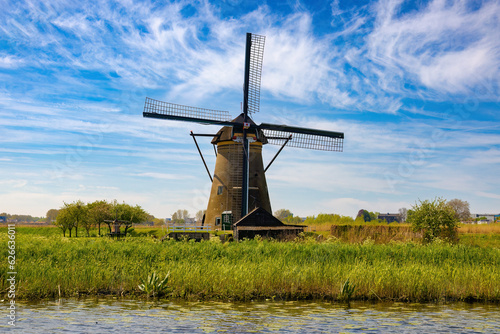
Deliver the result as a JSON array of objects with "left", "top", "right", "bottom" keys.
[{"left": 407, "top": 198, "right": 459, "bottom": 243}]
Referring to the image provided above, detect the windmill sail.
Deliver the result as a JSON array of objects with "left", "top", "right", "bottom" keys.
[
  {"left": 241, "top": 33, "right": 266, "bottom": 218},
  {"left": 259, "top": 123, "right": 344, "bottom": 152},
  {"left": 244, "top": 33, "right": 265, "bottom": 115},
  {"left": 143, "top": 97, "right": 232, "bottom": 126}
]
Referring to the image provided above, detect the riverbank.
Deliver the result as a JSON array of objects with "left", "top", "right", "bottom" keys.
[{"left": 1, "top": 227, "right": 499, "bottom": 302}]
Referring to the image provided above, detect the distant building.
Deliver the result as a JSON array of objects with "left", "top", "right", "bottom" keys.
[
  {"left": 471, "top": 214, "right": 498, "bottom": 223},
  {"left": 0, "top": 216, "right": 6, "bottom": 223},
  {"left": 377, "top": 213, "right": 401, "bottom": 223}
]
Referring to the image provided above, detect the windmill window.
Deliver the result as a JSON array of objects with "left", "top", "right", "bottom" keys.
[{"left": 217, "top": 186, "right": 223, "bottom": 195}]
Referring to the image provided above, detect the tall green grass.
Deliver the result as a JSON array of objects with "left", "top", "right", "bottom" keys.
[{"left": 1, "top": 227, "right": 499, "bottom": 302}]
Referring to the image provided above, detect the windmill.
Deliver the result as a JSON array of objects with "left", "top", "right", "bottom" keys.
[{"left": 143, "top": 33, "right": 344, "bottom": 229}]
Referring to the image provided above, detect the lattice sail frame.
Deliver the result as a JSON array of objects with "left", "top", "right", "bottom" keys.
[
  {"left": 247, "top": 34, "right": 265, "bottom": 115},
  {"left": 144, "top": 97, "right": 231, "bottom": 122},
  {"left": 262, "top": 129, "right": 344, "bottom": 152}
]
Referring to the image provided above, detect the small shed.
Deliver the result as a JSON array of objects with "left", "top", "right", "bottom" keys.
[{"left": 233, "top": 207, "right": 305, "bottom": 241}]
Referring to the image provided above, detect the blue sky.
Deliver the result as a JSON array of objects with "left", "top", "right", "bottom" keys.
[{"left": 1, "top": 0, "right": 499, "bottom": 219}]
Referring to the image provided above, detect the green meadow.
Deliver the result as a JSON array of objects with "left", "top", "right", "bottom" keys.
[{"left": 1, "top": 226, "right": 499, "bottom": 302}]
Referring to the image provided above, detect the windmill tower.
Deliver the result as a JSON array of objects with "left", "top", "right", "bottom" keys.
[{"left": 143, "top": 33, "right": 344, "bottom": 229}]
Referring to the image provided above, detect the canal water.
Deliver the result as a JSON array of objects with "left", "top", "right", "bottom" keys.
[{"left": 3, "top": 299, "right": 499, "bottom": 333}]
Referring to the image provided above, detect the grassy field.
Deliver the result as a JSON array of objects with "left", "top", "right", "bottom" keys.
[{"left": 1, "top": 226, "right": 499, "bottom": 302}]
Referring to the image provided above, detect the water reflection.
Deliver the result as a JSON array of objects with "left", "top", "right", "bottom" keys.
[{"left": 4, "top": 299, "right": 500, "bottom": 333}]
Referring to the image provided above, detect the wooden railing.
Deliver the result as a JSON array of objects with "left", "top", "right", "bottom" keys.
[{"left": 166, "top": 223, "right": 211, "bottom": 233}]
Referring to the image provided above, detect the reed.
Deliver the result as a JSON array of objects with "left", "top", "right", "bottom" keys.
[
  {"left": 1, "top": 227, "right": 499, "bottom": 302},
  {"left": 330, "top": 224, "right": 420, "bottom": 243},
  {"left": 458, "top": 223, "right": 500, "bottom": 234}
]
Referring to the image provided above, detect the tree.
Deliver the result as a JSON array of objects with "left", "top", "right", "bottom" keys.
[
  {"left": 152, "top": 218, "right": 165, "bottom": 226},
  {"left": 88, "top": 200, "right": 112, "bottom": 236},
  {"left": 109, "top": 201, "right": 148, "bottom": 235},
  {"left": 1, "top": 213, "right": 41, "bottom": 223},
  {"left": 447, "top": 199, "right": 471, "bottom": 222},
  {"left": 284, "top": 215, "right": 304, "bottom": 224},
  {"left": 72, "top": 200, "right": 88, "bottom": 237},
  {"left": 195, "top": 210, "right": 206, "bottom": 223},
  {"left": 108, "top": 200, "right": 127, "bottom": 233},
  {"left": 172, "top": 209, "right": 189, "bottom": 224},
  {"left": 120, "top": 204, "right": 148, "bottom": 234},
  {"left": 274, "top": 209, "right": 305, "bottom": 224},
  {"left": 54, "top": 208, "right": 71, "bottom": 237},
  {"left": 146, "top": 214, "right": 156, "bottom": 224},
  {"left": 55, "top": 201, "right": 88, "bottom": 237},
  {"left": 46, "top": 209, "right": 59, "bottom": 224},
  {"left": 398, "top": 207, "right": 408, "bottom": 222},
  {"left": 407, "top": 198, "right": 459, "bottom": 243},
  {"left": 274, "top": 209, "right": 293, "bottom": 221},
  {"left": 303, "top": 213, "right": 355, "bottom": 225},
  {"left": 356, "top": 209, "right": 376, "bottom": 222}
]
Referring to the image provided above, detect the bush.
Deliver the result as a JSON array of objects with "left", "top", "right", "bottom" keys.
[{"left": 407, "top": 198, "right": 459, "bottom": 243}]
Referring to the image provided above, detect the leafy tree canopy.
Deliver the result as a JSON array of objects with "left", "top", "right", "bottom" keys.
[
  {"left": 356, "top": 209, "right": 378, "bottom": 222},
  {"left": 303, "top": 213, "right": 356, "bottom": 225},
  {"left": 446, "top": 198, "right": 471, "bottom": 221},
  {"left": 55, "top": 199, "right": 148, "bottom": 237},
  {"left": 274, "top": 209, "right": 293, "bottom": 221},
  {"left": 172, "top": 209, "right": 189, "bottom": 224},
  {"left": 55, "top": 200, "right": 88, "bottom": 237},
  {"left": 407, "top": 197, "right": 459, "bottom": 243},
  {"left": 46, "top": 209, "right": 59, "bottom": 224}
]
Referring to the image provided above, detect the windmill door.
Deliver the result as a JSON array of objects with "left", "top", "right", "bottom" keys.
[{"left": 221, "top": 211, "right": 233, "bottom": 231}]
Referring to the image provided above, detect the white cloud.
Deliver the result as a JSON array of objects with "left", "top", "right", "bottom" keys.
[
  {"left": 462, "top": 148, "right": 500, "bottom": 165},
  {"left": 419, "top": 46, "right": 495, "bottom": 92},
  {"left": 0, "top": 55, "right": 23, "bottom": 68},
  {"left": 474, "top": 191, "right": 500, "bottom": 200},
  {"left": 367, "top": 0, "right": 500, "bottom": 98}
]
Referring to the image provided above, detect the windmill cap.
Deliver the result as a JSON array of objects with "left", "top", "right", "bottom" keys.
[{"left": 211, "top": 113, "right": 267, "bottom": 144}]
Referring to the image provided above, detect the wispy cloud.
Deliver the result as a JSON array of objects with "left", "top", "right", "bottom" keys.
[
  {"left": 4, "top": 0, "right": 499, "bottom": 114},
  {"left": 0, "top": 55, "right": 23, "bottom": 68},
  {"left": 367, "top": 0, "right": 500, "bottom": 98}
]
